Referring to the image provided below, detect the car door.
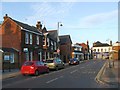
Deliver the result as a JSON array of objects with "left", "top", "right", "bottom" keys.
[
  {"left": 40, "top": 61, "right": 46, "bottom": 72},
  {"left": 39, "top": 61, "right": 44, "bottom": 73},
  {"left": 59, "top": 59, "right": 64, "bottom": 68}
]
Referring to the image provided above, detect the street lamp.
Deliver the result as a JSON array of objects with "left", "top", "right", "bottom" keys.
[{"left": 57, "top": 22, "right": 63, "bottom": 58}]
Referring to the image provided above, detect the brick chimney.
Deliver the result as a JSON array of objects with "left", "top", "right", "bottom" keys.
[
  {"left": 3, "top": 14, "right": 9, "bottom": 21},
  {"left": 110, "top": 40, "right": 112, "bottom": 46},
  {"left": 36, "top": 21, "right": 42, "bottom": 30},
  {"left": 87, "top": 40, "right": 89, "bottom": 45}
]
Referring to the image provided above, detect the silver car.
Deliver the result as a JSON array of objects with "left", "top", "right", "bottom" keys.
[{"left": 45, "top": 58, "right": 64, "bottom": 70}]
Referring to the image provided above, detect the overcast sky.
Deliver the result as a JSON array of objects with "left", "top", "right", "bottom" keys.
[{"left": 0, "top": 0, "right": 118, "bottom": 47}]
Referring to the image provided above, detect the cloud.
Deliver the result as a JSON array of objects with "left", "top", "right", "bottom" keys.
[
  {"left": 26, "top": 2, "right": 74, "bottom": 26},
  {"left": 79, "top": 10, "right": 118, "bottom": 28}
]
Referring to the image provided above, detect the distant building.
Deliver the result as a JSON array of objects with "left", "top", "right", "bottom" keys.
[
  {"left": 112, "top": 41, "right": 120, "bottom": 60},
  {"left": 59, "top": 35, "right": 72, "bottom": 63},
  {"left": 76, "top": 41, "right": 90, "bottom": 60},
  {"left": 71, "top": 44, "right": 84, "bottom": 61},
  {"left": 92, "top": 41, "right": 112, "bottom": 59}
]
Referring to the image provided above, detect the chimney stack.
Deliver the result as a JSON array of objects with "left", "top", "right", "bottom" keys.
[
  {"left": 110, "top": 40, "right": 112, "bottom": 46},
  {"left": 87, "top": 40, "right": 89, "bottom": 45},
  {"left": 3, "top": 14, "right": 8, "bottom": 21},
  {"left": 36, "top": 21, "right": 42, "bottom": 30}
]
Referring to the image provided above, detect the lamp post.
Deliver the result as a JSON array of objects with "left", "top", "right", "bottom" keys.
[{"left": 57, "top": 22, "right": 63, "bottom": 58}]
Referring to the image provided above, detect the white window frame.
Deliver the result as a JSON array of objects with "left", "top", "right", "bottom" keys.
[
  {"left": 30, "top": 52, "right": 33, "bottom": 61},
  {"left": 39, "top": 52, "right": 42, "bottom": 61},
  {"left": 48, "top": 52, "right": 50, "bottom": 59},
  {"left": 47, "top": 38, "right": 50, "bottom": 46},
  {"left": 37, "top": 35, "right": 39, "bottom": 45},
  {"left": 51, "top": 41, "right": 53, "bottom": 50},
  {"left": 54, "top": 42, "right": 56, "bottom": 50},
  {"left": 30, "top": 33, "right": 32, "bottom": 44},
  {"left": 25, "top": 32, "right": 29, "bottom": 44}
]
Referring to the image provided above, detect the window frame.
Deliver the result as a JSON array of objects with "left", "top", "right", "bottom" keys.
[
  {"left": 25, "top": 32, "right": 29, "bottom": 44},
  {"left": 30, "top": 33, "right": 32, "bottom": 44}
]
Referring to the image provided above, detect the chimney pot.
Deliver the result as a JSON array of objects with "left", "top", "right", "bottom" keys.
[
  {"left": 3, "top": 14, "right": 8, "bottom": 21},
  {"left": 36, "top": 21, "right": 42, "bottom": 31}
]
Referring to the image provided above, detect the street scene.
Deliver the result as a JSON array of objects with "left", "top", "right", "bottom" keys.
[{"left": 0, "top": 0, "right": 119, "bottom": 90}]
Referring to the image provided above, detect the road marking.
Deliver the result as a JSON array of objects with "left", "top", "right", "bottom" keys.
[
  {"left": 80, "top": 67, "right": 85, "bottom": 69},
  {"left": 46, "top": 78, "right": 58, "bottom": 83},
  {"left": 70, "top": 70, "right": 78, "bottom": 74},
  {"left": 59, "top": 76, "right": 63, "bottom": 78}
]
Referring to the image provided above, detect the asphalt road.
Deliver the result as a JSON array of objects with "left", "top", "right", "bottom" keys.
[{"left": 2, "top": 59, "right": 118, "bottom": 88}]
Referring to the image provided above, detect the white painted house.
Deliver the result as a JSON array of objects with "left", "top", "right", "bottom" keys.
[{"left": 92, "top": 41, "right": 112, "bottom": 59}]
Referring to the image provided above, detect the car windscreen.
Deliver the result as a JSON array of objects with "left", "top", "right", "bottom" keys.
[
  {"left": 46, "top": 60, "right": 54, "bottom": 63},
  {"left": 23, "top": 62, "right": 34, "bottom": 66}
]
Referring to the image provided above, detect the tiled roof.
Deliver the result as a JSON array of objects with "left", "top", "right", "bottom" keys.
[
  {"left": 47, "top": 30, "right": 58, "bottom": 41},
  {"left": 93, "top": 41, "right": 111, "bottom": 47},
  {"left": 10, "top": 18, "right": 42, "bottom": 34},
  {"left": 59, "top": 35, "right": 72, "bottom": 44}
]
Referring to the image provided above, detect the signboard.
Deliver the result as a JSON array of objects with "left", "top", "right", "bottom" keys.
[
  {"left": 57, "top": 49, "right": 60, "bottom": 53},
  {"left": 23, "top": 48, "right": 28, "bottom": 52}
]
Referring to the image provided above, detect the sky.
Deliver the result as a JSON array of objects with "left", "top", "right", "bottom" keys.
[{"left": 0, "top": 0, "right": 119, "bottom": 47}]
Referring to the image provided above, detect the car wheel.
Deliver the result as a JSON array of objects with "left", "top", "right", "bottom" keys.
[
  {"left": 47, "top": 68, "right": 50, "bottom": 73},
  {"left": 22, "top": 74, "right": 26, "bottom": 76},
  {"left": 35, "top": 70, "right": 39, "bottom": 76},
  {"left": 62, "top": 65, "right": 65, "bottom": 69},
  {"left": 55, "top": 66, "right": 58, "bottom": 71}
]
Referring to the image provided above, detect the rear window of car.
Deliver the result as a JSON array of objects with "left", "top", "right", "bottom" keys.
[
  {"left": 23, "top": 62, "right": 34, "bottom": 66},
  {"left": 46, "top": 60, "right": 54, "bottom": 63}
]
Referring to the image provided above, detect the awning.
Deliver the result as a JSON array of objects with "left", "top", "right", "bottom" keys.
[{"left": 0, "top": 48, "right": 19, "bottom": 53}]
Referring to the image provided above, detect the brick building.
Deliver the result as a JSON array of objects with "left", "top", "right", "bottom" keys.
[
  {"left": 59, "top": 35, "right": 72, "bottom": 63},
  {"left": 76, "top": 41, "right": 90, "bottom": 60},
  {"left": 0, "top": 14, "right": 43, "bottom": 69},
  {"left": 71, "top": 44, "right": 84, "bottom": 61},
  {"left": 112, "top": 41, "right": 120, "bottom": 60}
]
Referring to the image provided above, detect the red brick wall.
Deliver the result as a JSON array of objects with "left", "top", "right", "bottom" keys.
[
  {"left": 0, "top": 18, "right": 21, "bottom": 51},
  {"left": 60, "top": 43, "right": 72, "bottom": 63}
]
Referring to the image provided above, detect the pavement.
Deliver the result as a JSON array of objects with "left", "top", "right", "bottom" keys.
[{"left": 95, "top": 59, "right": 120, "bottom": 86}]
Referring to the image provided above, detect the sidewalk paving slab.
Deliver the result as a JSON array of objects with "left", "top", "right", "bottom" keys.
[{"left": 96, "top": 60, "right": 119, "bottom": 86}]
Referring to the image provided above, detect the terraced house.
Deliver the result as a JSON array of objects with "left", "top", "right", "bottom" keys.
[
  {"left": 0, "top": 14, "right": 43, "bottom": 70},
  {"left": 41, "top": 27, "right": 58, "bottom": 61}
]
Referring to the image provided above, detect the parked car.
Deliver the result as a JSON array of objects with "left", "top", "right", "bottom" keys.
[
  {"left": 69, "top": 58, "right": 79, "bottom": 65},
  {"left": 45, "top": 58, "right": 64, "bottom": 70},
  {"left": 21, "top": 61, "right": 49, "bottom": 76}
]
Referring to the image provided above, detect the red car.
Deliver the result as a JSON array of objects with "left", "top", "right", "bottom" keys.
[{"left": 21, "top": 61, "right": 49, "bottom": 76}]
